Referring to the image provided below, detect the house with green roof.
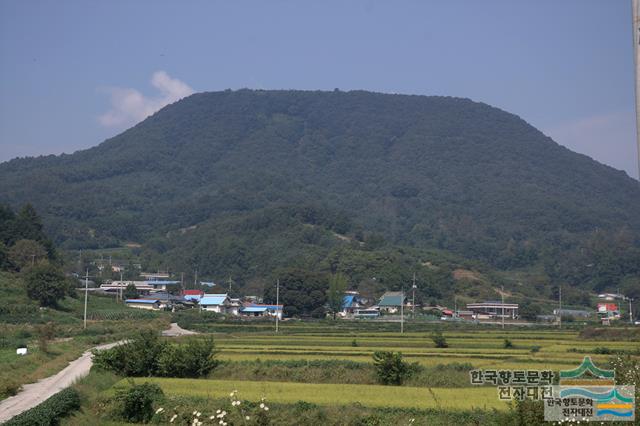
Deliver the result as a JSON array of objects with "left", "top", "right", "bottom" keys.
[{"left": 378, "top": 291, "right": 408, "bottom": 314}]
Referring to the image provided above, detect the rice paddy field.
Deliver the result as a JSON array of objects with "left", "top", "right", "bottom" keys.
[
  {"left": 68, "top": 322, "right": 640, "bottom": 425},
  {"left": 204, "top": 323, "right": 639, "bottom": 372}
]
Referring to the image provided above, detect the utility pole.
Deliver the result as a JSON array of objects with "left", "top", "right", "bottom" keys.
[
  {"left": 558, "top": 285, "right": 562, "bottom": 329},
  {"left": 412, "top": 273, "right": 416, "bottom": 319},
  {"left": 275, "top": 279, "right": 280, "bottom": 333},
  {"left": 629, "top": 297, "right": 634, "bottom": 324},
  {"left": 501, "top": 285, "right": 505, "bottom": 329},
  {"left": 194, "top": 269, "right": 198, "bottom": 290},
  {"left": 119, "top": 269, "right": 123, "bottom": 302},
  {"left": 181, "top": 272, "right": 184, "bottom": 295},
  {"left": 228, "top": 276, "right": 232, "bottom": 294},
  {"left": 400, "top": 286, "right": 404, "bottom": 334},
  {"left": 454, "top": 295, "right": 458, "bottom": 318},
  {"left": 632, "top": 0, "right": 640, "bottom": 181},
  {"left": 83, "top": 268, "right": 89, "bottom": 329}
]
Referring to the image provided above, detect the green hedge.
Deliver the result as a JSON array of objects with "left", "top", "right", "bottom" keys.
[{"left": 4, "top": 387, "right": 81, "bottom": 426}]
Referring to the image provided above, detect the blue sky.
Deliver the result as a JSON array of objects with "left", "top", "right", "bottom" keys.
[{"left": 1, "top": 0, "right": 637, "bottom": 178}]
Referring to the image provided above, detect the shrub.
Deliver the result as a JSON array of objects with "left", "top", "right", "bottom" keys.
[
  {"left": 593, "top": 346, "right": 612, "bottom": 354},
  {"left": 23, "top": 262, "right": 67, "bottom": 308},
  {"left": 431, "top": 330, "right": 448, "bottom": 348},
  {"left": 0, "top": 380, "right": 22, "bottom": 399},
  {"left": 35, "top": 321, "right": 56, "bottom": 354},
  {"left": 93, "top": 332, "right": 219, "bottom": 378},
  {"left": 157, "top": 337, "right": 219, "bottom": 378},
  {"left": 511, "top": 398, "right": 544, "bottom": 425},
  {"left": 503, "top": 339, "right": 514, "bottom": 349},
  {"left": 93, "top": 330, "right": 166, "bottom": 376},
  {"left": 114, "top": 382, "right": 163, "bottom": 423},
  {"left": 4, "top": 387, "right": 80, "bottom": 426},
  {"left": 372, "top": 351, "right": 409, "bottom": 385}
]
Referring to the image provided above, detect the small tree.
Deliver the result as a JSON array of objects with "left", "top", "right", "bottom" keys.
[
  {"left": 35, "top": 321, "right": 56, "bottom": 354},
  {"left": 23, "top": 262, "right": 67, "bottom": 307},
  {"left": 8, "top": 239, "right": 47, "bottom": 271},
  {"left": 431, "top": 330, "right": 448, "bottom": 348},
  {"left": 114, "top": 382, "right": 164, "bottom": 423},
  {"left": 124, "top": 283, "right": 139, "bottom": 299},
  {"left": 157, "top": 337, "right": 219, "bottom": 378},
  {"left": 372, "top": 351, "right": 409, "bottom": 385},
  {"left": 326, "top": 273, "right": 348, "bottom": 319}
]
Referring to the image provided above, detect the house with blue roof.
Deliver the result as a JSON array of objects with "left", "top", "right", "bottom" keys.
[
  {"left": 240, "top": 303, "right": 283, "bottom": 319},
  {"left": 341, "top": 294, "right": 366, "bottom": 316},
  {"left": 199, "top": 293, "right": 231, "bottom": 313}
]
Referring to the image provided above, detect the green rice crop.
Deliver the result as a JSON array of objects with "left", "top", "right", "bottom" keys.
[{"left": 124, "top": 378, "right": 508, "bottom": 410}]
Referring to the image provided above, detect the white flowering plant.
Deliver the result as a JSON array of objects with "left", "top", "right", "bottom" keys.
[{"left": 149, "top": 390, "right": 271, "bottom": 425}]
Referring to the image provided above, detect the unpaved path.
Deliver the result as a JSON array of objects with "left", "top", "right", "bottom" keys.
[
  {"left": 0, "top": 341, "right": 123, "bottom": 423},
  {"left": 161, "top": 322, "right": 199, "bottom": 337},
  {"left": 0, "top": 323, "right": 199, "bottom": 423}
]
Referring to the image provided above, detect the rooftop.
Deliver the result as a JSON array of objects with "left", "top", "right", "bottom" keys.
[
  {"left": 125, "top": 299, "right": 159, "bottom": 304},
  {"left": 378, "top": 291, "right": 406, "bottom": 307}
]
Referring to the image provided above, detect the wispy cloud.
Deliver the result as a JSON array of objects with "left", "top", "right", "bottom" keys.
[
  {"left": 545, "top": 111, "right": 638, "bottom": 179},
  {"left": 99, "top": 71, "right": 194, "bottom": 128}
]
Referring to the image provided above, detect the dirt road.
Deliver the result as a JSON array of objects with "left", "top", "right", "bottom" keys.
[
  {"left": 161, "top": 322, "right": 198, "bottom": 337},
  {"left": 0, "top": 341, "right": 122, "bottom": 423},
  {"left": 0, "top": 323, "right": 199, "bottom": 423}
]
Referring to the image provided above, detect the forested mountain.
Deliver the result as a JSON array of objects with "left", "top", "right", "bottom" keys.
[{"left": 1, "top": 90, "right": 639, "bottom": 301}]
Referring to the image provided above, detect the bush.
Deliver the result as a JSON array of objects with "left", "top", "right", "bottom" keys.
[
  {"left": 93, "top": 330, "right": 166, "bottom": 376},
  {"left": 93, "top": 331, "right": 219, "bottom": 378},
  {"left": 593, "top": 346, "right": 612, "bottom": 354},
  {"left": 157, "top": 337, "right": 219, "bottom": 378},
  {"left": 114, "top": 382, "right": 163, "bottom": 423},
  {"left": 23, "top": 262, "right": 67, "bottom": 308},
  {"left": 4, "top": 387, "right": 80, "bottom": 426},
  {"left": 372, "top": 351, "right": 409, "bottom": 385},
  {"left": 431, "top": 330, "right": 448, "bottom": 348},
  {"left": 503, "top": 339, "right": 514, "bottom": 349},
  {"left": 511, "top": 399, "right": 544, "bottom": 425},
  {"left": 35, "top": 321, "right": 56, "bottom": 354},
  {"left": 0, "top": 380, "right": 22, "bottom": 399}
]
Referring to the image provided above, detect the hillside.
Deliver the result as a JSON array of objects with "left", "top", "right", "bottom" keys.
[{"left": 1, "top": 90, "right": 639, "bottom": 300}]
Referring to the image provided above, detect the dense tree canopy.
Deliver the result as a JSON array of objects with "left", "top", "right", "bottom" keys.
[
  {"left": 0, "top": 204, "right": 56, "bottom": 271},
  {"left": 23, "top": 262, "right": 68, "bottom": 307},
  {"left": 1, "top": 90, "right": 639, "bottom": 298}
]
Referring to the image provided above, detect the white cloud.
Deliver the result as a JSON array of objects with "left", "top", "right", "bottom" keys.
[
  {"left": 99, "top": 71, "right": 194, "bottom": 128},
  {"left": 545, "top": 111, "right": 639, "bottom": 179}
]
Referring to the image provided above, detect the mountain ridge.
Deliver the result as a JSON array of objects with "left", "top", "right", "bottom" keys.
[{"left": 1, "top": 89, "right": 638, "bottom": 297}]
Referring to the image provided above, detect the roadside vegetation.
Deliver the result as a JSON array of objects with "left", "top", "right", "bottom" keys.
[
  {"left": 0, "top": 271, "right": 169, "bottom": 399},
  {"left": 3, "top": 387, "right": 81, "bottom": 426}
]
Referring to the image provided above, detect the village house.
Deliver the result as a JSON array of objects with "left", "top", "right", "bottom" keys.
[
  {"left": 228, "top": 298, "right": 243, "bottom": 316},
  {"left": 240, "top": 303, "right": 283, "bottom": 319},
  {"left": 377, "top": 291, "right": 409, "bottom": 314},
  {"left": 199, "top": 293, "right": 232, "bottom": 313},
  {"left": 125, "top": 299, "right": 162, "bottom": 310},
  {"left": 466, "top": 301, "right": 519, "bottom": 319},
  {"left": 182, "top": 289, "right": 204, "bottom": 302},
  {"left": 341, "top": 294, "right": 367, "bottom": 316}
]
